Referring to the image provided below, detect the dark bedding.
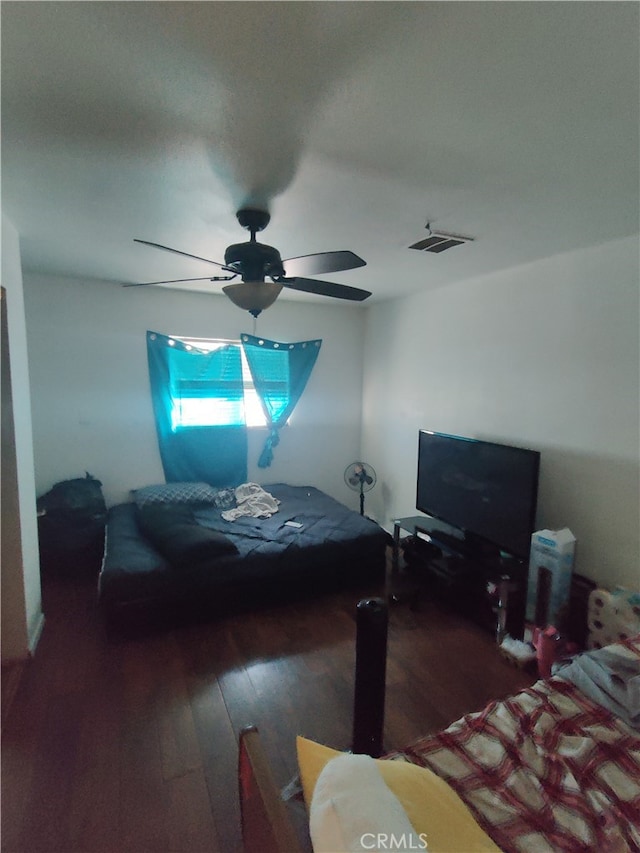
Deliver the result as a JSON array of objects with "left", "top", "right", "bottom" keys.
[
  {"left": 99, "top": 484, "right": 390, "bottom": 619},
  {"left": 136, "top": 503, "right": 239, "bottom": 565}
]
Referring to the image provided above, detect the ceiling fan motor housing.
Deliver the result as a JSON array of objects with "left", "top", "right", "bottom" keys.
[
  {"left": 224, "top": 242, "right": 285, "bottom": 281},
  {"left": 236, "top": 208, "right": 270, "bottom": 233}
]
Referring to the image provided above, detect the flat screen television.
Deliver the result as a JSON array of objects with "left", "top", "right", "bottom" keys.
[{"left": 416, "top": 430, "right": 540, "bottom": 561}]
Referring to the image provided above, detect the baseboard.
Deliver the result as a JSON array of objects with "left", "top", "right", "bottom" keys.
[
  {"left": 1, "top": 659, "right": 27, "bottom": 731},
  {"left": 28, "top": 610, "right": 45, "bottom": 655},
  {"left": 2, "top": 612, "right": 45, "bottom": 731}
]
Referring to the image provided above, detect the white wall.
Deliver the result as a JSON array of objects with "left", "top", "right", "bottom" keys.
[
  {"left": 23, "top": 274, "right": 367, "bottom": 511},
  {"left": 362, "top": 236, "right": 640, "bottom": 591},
  {"left": 1, "top": 214, "right": 44, "bottom": 661}
]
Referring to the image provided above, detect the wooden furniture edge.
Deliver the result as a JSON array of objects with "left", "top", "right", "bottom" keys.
[{"left": 238, "top": 725, "right": 304, "bottom": 853}]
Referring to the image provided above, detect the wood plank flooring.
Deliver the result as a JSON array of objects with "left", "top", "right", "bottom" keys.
[{"left": 2, "top": 558, "right": 534, "bottom": 852}]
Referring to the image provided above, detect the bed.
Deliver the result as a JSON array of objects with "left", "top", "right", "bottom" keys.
[
  {"left": 98, "top": 482, "right": 390, "bottom": 625},
  {"left": 239, "top": 624, "right": 640, "bottom": 852}
]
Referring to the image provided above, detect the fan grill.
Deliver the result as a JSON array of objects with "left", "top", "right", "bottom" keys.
[{"left": 344, "top": 461, "right": 377, "bottom": 516}]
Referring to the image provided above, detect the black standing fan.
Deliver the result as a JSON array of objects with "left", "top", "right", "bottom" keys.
[{"left": 344, "top": 461, "right": 377, "bottom": 516}]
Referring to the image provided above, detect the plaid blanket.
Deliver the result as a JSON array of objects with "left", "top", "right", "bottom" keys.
[{"left": 390, "top": 638, "right": 640, "bottom": 852}]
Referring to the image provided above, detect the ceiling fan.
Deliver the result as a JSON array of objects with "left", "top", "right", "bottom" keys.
[{"left": 124, "top": 208, "right": 372, "bottom": 317}]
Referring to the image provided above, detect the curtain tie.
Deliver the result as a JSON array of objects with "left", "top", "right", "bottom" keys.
[{"left": 258, "top": 428, "right": 280, "bottom": 469}]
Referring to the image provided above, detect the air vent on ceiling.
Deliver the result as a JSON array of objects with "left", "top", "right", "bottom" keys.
[{"left": 408, "top": 230, "right": 474, "bottom": 253}]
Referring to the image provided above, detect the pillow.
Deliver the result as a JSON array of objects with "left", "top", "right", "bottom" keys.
[
  {"left": 133, "top": 482, "right": 220, "bottom": 509},
  {"left": 136, "top": 503, "right": 238, "bottom": 566},
  {"left": 309, "top": 752, "right": 425, "bottom": 853},
  {"left": 296, "top": 736, "right": 500, "bottom": 853}
]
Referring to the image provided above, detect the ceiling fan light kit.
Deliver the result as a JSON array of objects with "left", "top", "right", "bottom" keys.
[
  {"left": 222, "top": 281, "right": 283, "bottom": 318},
  {"left": 128, "top": 207, "right": 371, "bottom": 315}
]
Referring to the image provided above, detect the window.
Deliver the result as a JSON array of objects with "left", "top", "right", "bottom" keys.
[
  {"left": 146, "top": 330, "right": 249, "bottom": 484},
  {"left": 172, "top": 336, "right": 273, "bottom": 429},
  {"left": 148, "top": 329, "right": 321, "bottom": 471}
]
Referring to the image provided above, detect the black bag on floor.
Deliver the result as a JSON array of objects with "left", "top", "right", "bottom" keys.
[{"left": 37, "top": 473, "right": 107, "bottom": 577}]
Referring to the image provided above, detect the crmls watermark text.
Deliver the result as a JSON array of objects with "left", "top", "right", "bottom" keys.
[{"left": 360, "top": 833, "right": 428, "bottom": 850}]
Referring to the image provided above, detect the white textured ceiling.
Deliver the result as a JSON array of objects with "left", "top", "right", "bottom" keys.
[{"left": 2, "top": 1, "right": 638, "bottom": 305}]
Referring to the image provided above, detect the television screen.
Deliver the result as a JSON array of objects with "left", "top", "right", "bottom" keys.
[{"left": 416, "top": 431, "right": 540, "bottom": 560}]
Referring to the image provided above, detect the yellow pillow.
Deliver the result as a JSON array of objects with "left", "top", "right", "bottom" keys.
[{"left": 296, "top": 736, "right": 501, "bottom": 853}]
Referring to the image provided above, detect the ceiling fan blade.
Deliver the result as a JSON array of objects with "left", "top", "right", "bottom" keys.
[
  {"left": 281, "top": 277, "right": 371, "bottom": 302},
  {"left": 134, "top": 238, "right": 227, "bottom": 268},
  {"left": 123, "top": 276, "right": 229, "bottom": 288},
  {"left": 281, "top": 250, "right": 366, "bottom": 277}
]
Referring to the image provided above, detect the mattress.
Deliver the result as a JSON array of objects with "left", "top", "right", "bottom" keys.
[{"left": 98, "top": 484, "right": 390, "bottom": 618}]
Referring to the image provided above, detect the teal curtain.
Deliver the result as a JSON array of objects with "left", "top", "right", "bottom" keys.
[
  {"left": 146, "top": 331, "right": 247, "bottom": 486},
  {"left": 241, "top": 333, "right": 322, "bottom": 468}
]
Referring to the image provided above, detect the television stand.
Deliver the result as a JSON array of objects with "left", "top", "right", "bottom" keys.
[
  {"left": 392, "top": 516, "right": 466, "bottom": 569},
  {"left": 391, "top": 515, "right": 527, "bottom": 639}
]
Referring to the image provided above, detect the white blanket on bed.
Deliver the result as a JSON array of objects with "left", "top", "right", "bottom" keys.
[{"left": 221, "top": 483, "right": 280, "bottom": 521}]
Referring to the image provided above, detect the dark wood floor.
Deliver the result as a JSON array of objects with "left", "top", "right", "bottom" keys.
[{"left": 2, "top": 557, "right": 534, "bottom": 852}]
